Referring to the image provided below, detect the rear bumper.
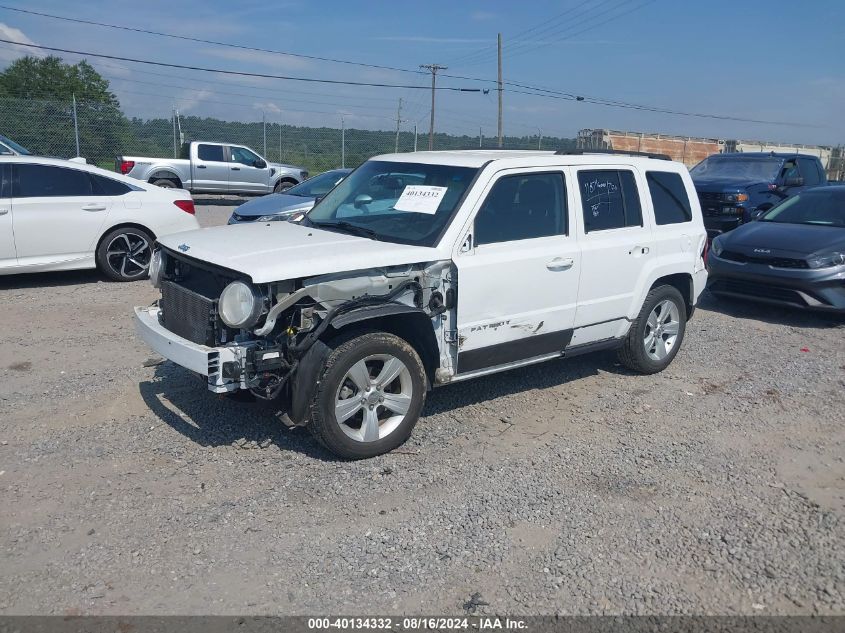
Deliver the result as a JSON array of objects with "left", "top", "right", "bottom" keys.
[
  {"left": 134, "top": 306, "right": 246, "bottom": 392},
  {"left": 707, "top": 256, "right": 845, "bottom": 312}
]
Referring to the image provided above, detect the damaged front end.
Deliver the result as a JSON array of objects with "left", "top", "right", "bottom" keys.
[{"left": 144, "top": 247, "right": 457, "bottom": 425}]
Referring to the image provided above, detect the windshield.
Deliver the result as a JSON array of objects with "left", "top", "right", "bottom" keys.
[
  {"left": 306, "top": 160, "right": 478, "bottom": 246},
  {"left": 760, "top": 189, "right": 845, "bottom": 227},
  {"left": 287, "top": 170, "right": 349, "bottom": 198},
  {"left": 690, "top": 156, "right": 780, "bottom": 182},
  {"left": 0, "top": 134, "right": 31, "bottom": 155}
]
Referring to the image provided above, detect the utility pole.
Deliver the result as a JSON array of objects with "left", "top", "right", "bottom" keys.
[
  {"left": 394, "top": 97, "right": 403, "bottom": 153},
  {"left": 538, "top": 128, "right": 542, "bottom": 150},
  {"left": 497, "top": 33, "right": 503, "bottom": 148},
  {"left": 341, "top": 116, "right": 345, "bottom": 168},
  {"left": 479, "top": 127, "right": 483, "bottom": 148},
  {"left": 72, "top": 93, "right": 80, "bottom": 157},
  {"left": 420, "top": 63, "right": 447, "bottom": 150},
  {"left": 413, "top": 124, "right": 418, "bottom": 152},
  {"left": 172, "top": 107, "right": 177, "bottom": 158},
  {"left": 262, "top": 111, "right": 267, "bottom": 158}
]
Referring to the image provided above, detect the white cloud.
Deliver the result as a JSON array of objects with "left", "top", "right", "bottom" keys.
[{"left": 0, "top": 22, "right": 42, "bottom": 65}]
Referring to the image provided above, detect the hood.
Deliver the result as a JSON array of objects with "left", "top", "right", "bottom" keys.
[
  {"left": 234, "top": 192, "right": 315, "bottom": 217},
  {"left": 158, "top": 221, "right": 442, "bottom": 284},
  {"left": 722, "top": 221, "right": 845, "bottom": 257},
  {"left": 693, "top": 177, "right": 767, "bottom": 191}
]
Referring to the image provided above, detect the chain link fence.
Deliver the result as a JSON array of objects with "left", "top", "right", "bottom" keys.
[{"left": 0, "top": 95, "right": 576, "bottom": 175}]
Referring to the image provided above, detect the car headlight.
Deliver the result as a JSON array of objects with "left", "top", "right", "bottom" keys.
[
  {"left": 257, "top": 215, "right": 283, "bottom": 222},
  {"left": 149, "top": 249, "right": 163, "bottom": 288},
  {"left": 711, "top": 237, "right": 724, "bottom": 257},
  {"left": 806, "top": 252, "right": 845, "bottom": 269},
  {"left": 219, "top": 281, "right": 264, "bottom": 328},
  {"left": 723, "top": 193, "right": 749, "bottom": 203}
]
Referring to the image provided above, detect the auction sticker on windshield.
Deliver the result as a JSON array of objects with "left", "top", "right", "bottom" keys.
[{"left": 394, "top": 185, "right": 447, "bottom": 214}]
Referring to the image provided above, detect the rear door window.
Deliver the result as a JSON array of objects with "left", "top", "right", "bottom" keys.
[
  {"left": 14, "top": 164, "right": 93, "bottom": 197},
  {"left": 197, "top": 144, "right": 225, "bottom": 162},
  {"left": 577, "top": 169, "right": 642, "bottom": 232},
  {"left": 646, "top": 171, "right": 693, "bottom": 225}
]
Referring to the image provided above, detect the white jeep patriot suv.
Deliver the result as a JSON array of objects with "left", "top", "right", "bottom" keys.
[{"left": 135, "top": 149, "right": 708, "bottom": 459}]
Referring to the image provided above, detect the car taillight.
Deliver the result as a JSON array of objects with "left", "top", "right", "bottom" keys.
[
  {"left": 119, "top": 160, "right": 135, "bottom": 174},
  {"left": 173, "top": 199, "right": 195, "bottom": 215},
  {"left": 702, "top": 238, "right": 710, "bottom": 267}
]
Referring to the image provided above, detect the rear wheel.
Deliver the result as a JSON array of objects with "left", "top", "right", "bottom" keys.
[
  {"left": 618, "top": 285, "right": 687, "bottom": 374},
  {"left": 96, "top": 226, "right": 155, "bottom": 281},
  {"left": 151, "top": 178, "right": 177, "bottom": 189},
  {"left": 308, "top": 331, "right": 426, "bottom": 459}
]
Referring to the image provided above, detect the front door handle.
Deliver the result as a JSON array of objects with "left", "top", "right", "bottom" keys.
[
  {"left": 546, "top": 257, "right": 574, "bottom": 271},
  {"left": 82, "top": 204, "right": 107, "bottom": 212},
  {"left": 231, "top": 167, "right": 241, "bottom": 171},
  {"left": 0, "top": 208, "right": 8, "bottom": 216},
  {"left": 197, "top": 164, "right": 207, "bottom": 169}
]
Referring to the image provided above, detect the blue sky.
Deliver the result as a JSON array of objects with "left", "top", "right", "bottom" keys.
[{"left": 1, "top": 0, "right": 843, "bottom": 145}]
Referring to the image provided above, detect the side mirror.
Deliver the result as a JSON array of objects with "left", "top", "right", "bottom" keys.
[
  {"left": 354, "top": 194, "right": 372, "bottom": 209},
  {"left": 253, "top": 159, "right": 267, "bottom": 169},
  {"left": 783, "top": 176, "right": 803, "bottom": 187}
]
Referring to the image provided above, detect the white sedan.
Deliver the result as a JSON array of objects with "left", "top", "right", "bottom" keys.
[{"left": 0, "top": 156, "right": 200, "bottom": 281}]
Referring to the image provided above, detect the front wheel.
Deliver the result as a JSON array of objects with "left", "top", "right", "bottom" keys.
[
  {"left": 308, "top": 331, "right": 427, "bottom": 459},
  {"left": 96, "top": 226, "right": 155, "bottom": 281},
  {"left": 274, "top": 180, "right": 296, "bottom": 193},
  {"left": 618, "top": 285, "right": 687, "bottom": 374}
]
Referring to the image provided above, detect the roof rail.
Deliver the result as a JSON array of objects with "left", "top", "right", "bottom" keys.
[{"left": 556, "top": 148, "right": 672, "bottom": 161}]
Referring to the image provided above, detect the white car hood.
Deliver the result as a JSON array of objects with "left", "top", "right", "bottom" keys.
[{"left": 158, "top": 221, "right": 443, "bottom": 284}]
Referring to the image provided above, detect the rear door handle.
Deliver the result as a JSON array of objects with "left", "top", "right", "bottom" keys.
[
  {"left": 231, "top": 167, "right": 240, "bottom": 171},
  {"left": 546, "top": 257, "right": 574, "bottom": 271},
  {"left": 0, "top": 208, "right": 8, "bottom": 216},
  {"left": 82, "top": 203, "right": 107, "bottom": 212},
  {"left": 630, "top": 246, "right": 650, "bottom": 256},
  {"left": 197, "top": 164, "right": 207, "bottom": 169}
]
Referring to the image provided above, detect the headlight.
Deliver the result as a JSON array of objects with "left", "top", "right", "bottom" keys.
[
  {"left": 711, "top": 237, "right": 724, "bottom": 257},
  {"left": 149, "top": 249, "right": 163, "bottom": 288},
  {"left": 806, "top": 252, "right": 845, "bottom": 269},
  {"left": 219, "top": 281, "right": 264, "bottom": 328},
  {"left": 257, "top": 215, "right": 283, "bottom": 222},
  {"left": 723, "top": 193, "right": 749, "bottom": 203}
]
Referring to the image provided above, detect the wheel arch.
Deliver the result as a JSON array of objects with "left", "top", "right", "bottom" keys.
[
  {"left": 287, "top": 309, "right": 439, "bottom": 426},
  {"left": 273, "top": 176, "right": 299, "bottom": 190},
  {"left": 649, "top": 272, "right": 694, "bottom": 318},
  {"left": 148, "top": 170, "right": 183, "bottom": 188}
]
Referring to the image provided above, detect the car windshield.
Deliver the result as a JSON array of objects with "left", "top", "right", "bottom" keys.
[
  {"left": 0, "top": 134, "right": 31, "bottom": 155},
  {"left": 690, "top": 157, "right": 781, "bottom": 181},
  {"left": 287, "top": 170, "right": 349, "bottom": 198},
  {"left": 306, "top": 160, "right": 478, "bottom": 246},
  {"left": 760, "top": 189, "right": 845, "bottom": 227}
]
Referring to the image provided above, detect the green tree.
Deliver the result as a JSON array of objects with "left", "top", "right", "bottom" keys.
[{"left": 0, "top": 55, "right": 133, "bottom": 164}]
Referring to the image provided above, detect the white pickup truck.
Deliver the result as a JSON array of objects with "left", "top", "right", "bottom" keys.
[{"left": 116, "top": 141, "right": 308, "bottom": 195}]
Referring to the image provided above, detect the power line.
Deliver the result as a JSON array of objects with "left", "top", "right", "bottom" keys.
[
  {"left": 0, "top": 39, "right": 484, "bottom": 92},
  {"left": 0, "top": 4, "right": 428, "bottom": 78}
]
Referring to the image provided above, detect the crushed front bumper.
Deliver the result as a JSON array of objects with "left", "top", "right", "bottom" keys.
[{"left": 134, "top": 306, "right": 248, "bottom": 392}]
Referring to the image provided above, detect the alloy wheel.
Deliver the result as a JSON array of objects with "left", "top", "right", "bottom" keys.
[
  {"left": 105, "top": 232, "right": 152, "bottom": 279},
  {"left": 334, "top": 354, "right": 413, "bottom": 443},
  {"left": 643, "top": 299, "right": 681, "bottom": 361}
]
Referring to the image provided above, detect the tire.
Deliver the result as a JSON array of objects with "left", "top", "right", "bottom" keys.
[
  {"left": 151, "top": 178, "right": 177, "bottom": 189},
  {"left": 308, "top": 331, "right": 426, "bottom": 459},
  {"left": 96, "top": 226, "right": 155, "bottom": 282},
  {"left": 618, "top": 285, "right": 687, "bottom": 374},
  {"left": 274, "top": 179, "right": 296, "bottom": 193}
]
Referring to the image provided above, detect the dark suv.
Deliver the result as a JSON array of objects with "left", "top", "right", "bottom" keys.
[{"left": 690, "top": 152, "right": 828, "bottom": 238}]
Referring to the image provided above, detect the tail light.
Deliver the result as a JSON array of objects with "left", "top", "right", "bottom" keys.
[
  {"left": 173, "top": 199, "right": 195, "bottom": 215},
  {"left": 702, "top": 237, "right": 710, "bottom": 267},
  {"left": 118, "top": 160, "right": 135, "bottom": 175}
]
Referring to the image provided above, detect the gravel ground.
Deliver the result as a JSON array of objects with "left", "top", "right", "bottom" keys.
[{"left": 0, "top": 199, "right": 843, "bottom": 616}]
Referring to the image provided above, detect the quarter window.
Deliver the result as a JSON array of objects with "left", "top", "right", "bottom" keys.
[
  {"left": 646, "top": 171, "right": 693, "bottom": 225},
  {"left": 578, "top": 170, "right": 642, "bottom": 232},
  {"left": 91, "top": 174, "right": 132, "bottom": 196},
  {"left": 15, "top": 164, "right": 92, "bottom": 197},
  {"left": 475, "top": 173, "right": 567, "bottom": 245},
  {"left": 197, "top": 144, "right": 225, "bottom": 162}
]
